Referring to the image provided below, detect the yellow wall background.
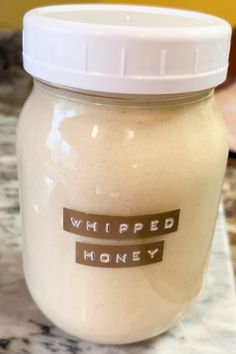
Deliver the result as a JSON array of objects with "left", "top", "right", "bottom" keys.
[{"left": 1, "top": 0, "right": 236, "bottom": 29}]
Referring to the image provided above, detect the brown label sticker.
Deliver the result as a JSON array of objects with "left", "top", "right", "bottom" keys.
[
  {"left": 64, "top": 208, "right": 180, "bottom": 240},
  {"left": 75, "top": 241, "right": 164, "bottom": 268}
]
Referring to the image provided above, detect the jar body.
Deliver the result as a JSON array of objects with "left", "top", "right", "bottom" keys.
[{"left": 17, "top": 81, "right": 228, "bottom": 344}]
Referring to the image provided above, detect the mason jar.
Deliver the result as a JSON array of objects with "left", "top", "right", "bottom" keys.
[{"left": 17, "top": 4, "right": 231, "bottom": 345}]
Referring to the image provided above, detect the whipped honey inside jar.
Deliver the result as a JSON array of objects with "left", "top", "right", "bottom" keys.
[{"left": 17, "top": 4, "right": 231, "bottom": 344}]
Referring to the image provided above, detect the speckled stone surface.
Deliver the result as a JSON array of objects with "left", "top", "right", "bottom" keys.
[
  {"left": 223, "top": 157, "right": 236, "bottom": 277},
  {"left": 0, "top": 114, "right": 235, "bottom": 354}
]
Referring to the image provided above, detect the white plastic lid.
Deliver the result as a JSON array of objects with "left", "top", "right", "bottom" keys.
[{"left": 23, "top": 4, "right": 232, "bottom": 94}]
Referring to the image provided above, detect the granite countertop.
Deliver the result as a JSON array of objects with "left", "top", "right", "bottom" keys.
[{"left": 0, "top": 114, "right": 236, "bottom": 354}]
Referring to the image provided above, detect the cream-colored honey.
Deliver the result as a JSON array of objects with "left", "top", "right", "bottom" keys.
[{"left": 17, "top": 81, "right": 228, "bottom": 344}]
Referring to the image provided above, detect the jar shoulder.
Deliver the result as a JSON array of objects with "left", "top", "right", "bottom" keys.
[
  {"left": 17, "top": 88, "right": 228, "bottom": 211},
  {"left": 18, "top": 86, "right": 228, "bottom": 157}
]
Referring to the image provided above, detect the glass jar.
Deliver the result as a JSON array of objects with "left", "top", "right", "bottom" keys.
[{"left": 18, "top": 4, "right": 231, "bottom": 345}]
